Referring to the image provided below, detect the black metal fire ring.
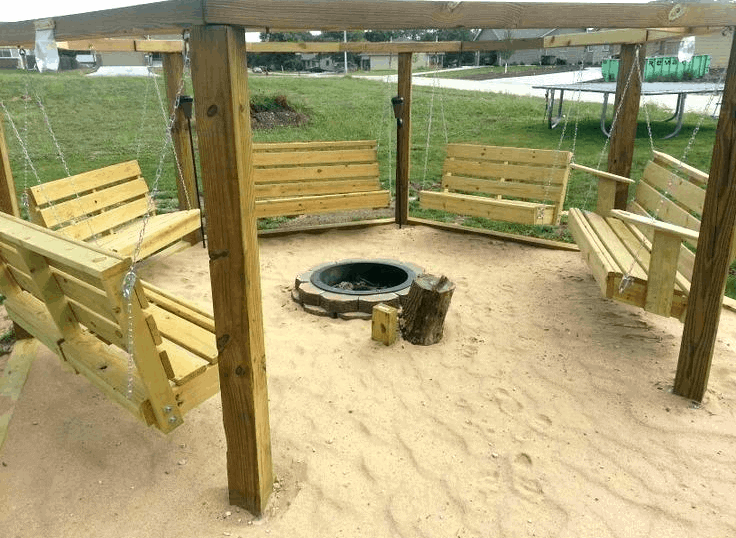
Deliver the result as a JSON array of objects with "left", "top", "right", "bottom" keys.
[{"left": 293, "top": 258, "right": 424, "bottom": 319}]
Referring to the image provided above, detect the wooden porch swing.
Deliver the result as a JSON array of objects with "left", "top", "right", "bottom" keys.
[
  {"left": 0, "top": 212, "right": 218, "bottom": 433},
  {"left": 1, "top": 0, "right": 736, "bottom": 516}
]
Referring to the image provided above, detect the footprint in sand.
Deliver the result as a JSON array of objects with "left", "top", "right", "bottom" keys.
[
  {"left": 493, "top": 388, "right": 523, "bottom": 416},
  {"left": 530, "top": 413, "right": 552, "bottom": 433},
  {"left": 510, "top": 452, "right": 544, "bottom": 502},
  {"left": 461, "top": 344, "right": 478, "bottom": 358}
]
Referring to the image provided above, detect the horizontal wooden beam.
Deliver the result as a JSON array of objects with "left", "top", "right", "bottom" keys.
[
  {"left": 57, "top": 38, "right": 184, "bottom": 53},
  {"left": 544, "top": 26, "right": 721, "bottom": 48},
  {"left": 203, "top": 2, "right": 736, "bottom": 32},
  {"left": 0, "top": 2, "right": 734, "bottom": 47},
  {"left": 407, "top": 217, "right": 580, "bottom": 252},
  {"left": 0, "top": 0, "right": 203, "bottom": 47}
]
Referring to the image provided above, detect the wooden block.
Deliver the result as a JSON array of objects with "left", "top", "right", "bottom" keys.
[{"left": 371, "top": 303, "right": 398, "bottom": 346}]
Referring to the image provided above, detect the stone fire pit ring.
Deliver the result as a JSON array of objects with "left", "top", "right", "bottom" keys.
[{"left": 293, "top": 258, "right": 424, "bottom": 319}]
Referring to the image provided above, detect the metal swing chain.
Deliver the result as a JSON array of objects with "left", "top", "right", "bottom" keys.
[
  {"left": 420, "top": 71, "right": 439, "bottom": 192},
  {"left": 371, "top": 74, "right": 393, "bottom": 197},
  {"left": 544, "top": 59, "right": 587, "bottom": 206},
  {"left": 384, "top": 75, "right": 394, "bottom": 196},
  {"left": 580, "top": 46, "right": 641, "bottom": 212},
  {"left": 135, "top": 61, "right": 153, "bottom": 161},
  {"left": 122, "top": 33, "right": 191, "bottom": 398},
  {"left": 14, "top": 50, "right": 103, "bottom": 245},
  {"left": 147, "top": 44, "right": 193, "bottom": 212},
  {"left": 617, "top": 50, "right": 723, "bottom": 294}
]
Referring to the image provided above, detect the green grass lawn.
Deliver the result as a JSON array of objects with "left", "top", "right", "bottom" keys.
[{"left": 1, "top": 69, "right": 729, "bottom": 292}]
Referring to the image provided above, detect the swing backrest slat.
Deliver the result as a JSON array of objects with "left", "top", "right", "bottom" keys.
[
  {"left": 27, "top": 160, "right": 155, "bottom": 240},
  {"left": 441, "top": 143, "right": 572, "bottom": 204},
  {"left": 626, "top": 150, "right": 717, "bottom": 283}
]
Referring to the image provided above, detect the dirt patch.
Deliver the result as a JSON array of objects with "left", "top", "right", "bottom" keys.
[{"left": 250, "top": 95, "right": 309, "bottom": 129}]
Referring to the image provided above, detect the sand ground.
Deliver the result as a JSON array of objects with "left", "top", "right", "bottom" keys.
[{"left": 2, "top": 224, "right": 736, "bottom": 538}]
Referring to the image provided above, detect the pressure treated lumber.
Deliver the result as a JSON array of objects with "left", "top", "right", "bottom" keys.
[
  {"left": 569, "top": 151, "right": 728, "bottom": 321},
  {"left": 419, "top": 144, "right": 573, "bottom": 226},
  {"left": 0, "top": 113, "right": 19, "bottom": 218},
  {"left": 396, "top": 52, "right": 412, "bottom": 226},
  {"left": 189, "top": 25, "right": 272, "bottom": 516},
  {"left": 26, "top": 161, "right": 201, "bottom": 260},
  {"left": 0, "top": 213, "right": 220, "bottom": 432},
  {"left": 163, "top": 52, "right": 201, "bottom": 245},
  {"left": 675, "top": 32, "right": 736, "bottom": 403},
  {"left": 400, "top": 274, "right": 455, "bottom": 345},
  {"left": 372, "top": 304, "right": 398, "bottom": 346},
  {"left": 1, "top": 2, "right": 735, "bottom": 47},
  {"left": 608, "top": 44, "right": 646, "bottom": 210},
  {"left": 0, "top": 339, "right": 39, "bottom": 453},
  {"left": 251, "top": 140, "right": 390, "bottom": 219}
]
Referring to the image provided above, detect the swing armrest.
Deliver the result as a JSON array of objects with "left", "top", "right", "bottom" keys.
[
  {"left": 570, "top": 163, "right": 635, "bottom": 184},
  {"left": 610, "top": 209, "right": 699, "bottom": 243}
]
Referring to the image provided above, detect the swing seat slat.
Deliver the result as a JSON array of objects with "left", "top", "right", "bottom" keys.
[
  {"left": 27, "top": 160, "right": 201, "bottom": 259},
  {"left": 0, "top": 214, "right": 219, "bottom": 433},
  {"left": 419, "top": 143, "right": 573, "bottom": 226},
  {"left": 569, "top": 151, "right": 718, "bottom": 320}
]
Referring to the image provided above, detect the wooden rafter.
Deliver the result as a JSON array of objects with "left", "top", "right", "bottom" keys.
[{"left": 50, "top": 26, "right": 719, "bottom": 55}]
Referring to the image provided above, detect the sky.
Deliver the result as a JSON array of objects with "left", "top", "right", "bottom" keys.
[{"left": 2, "top": 0, "right": 651, "bottom": 23}]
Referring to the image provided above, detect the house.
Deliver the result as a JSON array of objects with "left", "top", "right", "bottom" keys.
[
  {"left": 647, "top": 0, "right": 731, "bottom": 69},
  {"left": 0, "top": 47, "right": 23, "bottom": 69},
  {"left": 357, "top": 51, "right": 441, "bottom": 71},
  {"left": 476, "top": 28, "right": 612, "bottom": 66}
]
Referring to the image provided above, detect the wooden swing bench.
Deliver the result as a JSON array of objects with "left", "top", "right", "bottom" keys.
[
  {"left": 251, "top": 140, "right": 390, "bottom": 219},
  {"left": 419, "top": 143, "right": 573, "bottom": 226},
  {"left": 0, "top": 213, "right": 218, "bottom": 433},
  {"left": 569, "top": 151, "right": 719, "bottom": 320},
  {"left": 27, "top": 160, "right": 201, "bottom": 260}
]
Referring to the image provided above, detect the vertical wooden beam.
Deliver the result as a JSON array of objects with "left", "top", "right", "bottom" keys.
[
  {"left": 395, "top": 52, "right": 412, "bottom": 226},
  {"left": 607, "top": 43, "right": 645, "bottom": 209},
  {"left": 189, "top": 25, "right": 272, "bottom": 515},
  {"left": 674, "top": 34, "right": 736, "bottom": 403},
  {"left": 163, "top": 52, "right": 201, "bottom": 244},
  {"left": 0, "top": 112, "right": 20, "bottom": 217}
]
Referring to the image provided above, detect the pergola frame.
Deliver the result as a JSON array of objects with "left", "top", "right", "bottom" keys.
[{"left": 1, "top": 0, "right": 735, "bottom": 517}]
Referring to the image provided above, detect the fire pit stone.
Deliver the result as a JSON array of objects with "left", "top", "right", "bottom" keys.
[{"left": 293, "top": 258, "right": 423, "bottom": 319}]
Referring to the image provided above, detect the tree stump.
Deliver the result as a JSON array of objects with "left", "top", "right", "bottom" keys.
[{"left": 400, "top": 274, "right": 455, "bottom": 345}]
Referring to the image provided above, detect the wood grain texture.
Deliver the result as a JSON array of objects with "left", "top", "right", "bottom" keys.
[
  {"left": 202, "top": 1, "right": 736, "bottom": 31},
  {"left": 675, "top": 33, "right": 736, "bottom": 403},
  {"left": 608, "top": 43, "right": 645, "bottom": 209},
  {"left": 1, "top": 2, "right": 734, "bottom": 46},
  {"left": 0, "top": 114, "right": 19, "bottom": 218},
  {"left": 400, "top": 274, "right": 455, "bottom": 346},
  {"left": 396, "top": 52, "right": 412, "bottom": 226},
  {"left": 0, "top": 0, "right": 204, "bottom": 47},
  {"left": 189, "top": 25, "right": 272, "bottom": 515},
  {"left": 0, "top": 339, "right": 40, "bottom": 453}
]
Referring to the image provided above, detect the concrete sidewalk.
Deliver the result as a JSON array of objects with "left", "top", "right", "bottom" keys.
[{"left": 358, "top": 67, "right": 721, "bottom": 116}]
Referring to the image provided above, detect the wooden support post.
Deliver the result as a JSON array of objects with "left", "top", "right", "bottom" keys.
[
  {"left": 607, "top": 43, "right": 645, "bottom": 209},
  {"left": 0, "top": 111, "right": 20, "bottom": 217},
  {"left": 674, "top": 34, "right": 736, "bottom": 403},
  {"left": 163, "top": 52, "right": 201, "bottom": 244},
  {"left": 395, "top": 52, "right": 412, "bottom": 226},
  {"left": 189, "top": 25, "right": 273, "bottom": 515}
]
